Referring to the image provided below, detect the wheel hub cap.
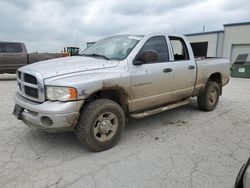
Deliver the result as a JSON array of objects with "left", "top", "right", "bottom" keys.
[
  {"left": 94, "top": 112, "right": 118, "bottom": 142},
  {"left": 209, "top": 88, "right": 217, "bottom": 105},
  {"left": 99, "top": 119, "right": 112, "bottom": 134}
]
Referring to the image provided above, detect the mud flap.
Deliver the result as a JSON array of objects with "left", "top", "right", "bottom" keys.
[{"left": 13, "top": 105, "right": 24, "bottom": 120}]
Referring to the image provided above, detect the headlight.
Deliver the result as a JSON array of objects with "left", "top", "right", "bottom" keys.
[{"left": 46, "top": 86, "right": 77, "bottom": 101}]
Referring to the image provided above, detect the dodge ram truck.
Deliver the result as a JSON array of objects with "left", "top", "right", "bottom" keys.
[
  {"left": 13, "top": 33, "right": 230, "bottom": 151},
  {"left": 0, "top": 42, "right": 66, "bottom": 74}
]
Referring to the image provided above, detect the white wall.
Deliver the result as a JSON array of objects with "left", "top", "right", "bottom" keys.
[
  {"left": 217, "top": 32, "right": 224, "bottom": 57},
  {"left": 222, "top": 24, "right": 250, "bottom": 59}
]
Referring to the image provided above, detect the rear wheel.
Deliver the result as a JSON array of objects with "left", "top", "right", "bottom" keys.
[
  {"left": 198, "top": 81, "right": 220, "bottom": 111},
  {"left": 76, "top": 99, "right": 125, "bottom": 152}
]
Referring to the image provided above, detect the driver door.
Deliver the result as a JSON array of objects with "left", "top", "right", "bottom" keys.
[{"left": 129, "top": 36, "right": 175, "bottom": 112}]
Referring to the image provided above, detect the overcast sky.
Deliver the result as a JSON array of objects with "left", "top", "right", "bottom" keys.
[{"left": 0, "top": 0, "right": 249, "bottom": 52}]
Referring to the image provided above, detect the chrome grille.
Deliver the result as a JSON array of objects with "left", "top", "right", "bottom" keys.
[
  {"left": 17, "top": 70, "right": 45, "bottom": 102},
  {"left": 24, "top": 86, "right": 38, "bottom": 98},
  {"left": 24, "top": 73, "right": 37, "bottom": 84}
]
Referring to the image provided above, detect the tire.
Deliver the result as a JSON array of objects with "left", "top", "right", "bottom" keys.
[
  {"left": 197, "top": 81, "right": 220, "bottom": 111},
  {"left": 76, "top": 99, "right": 125, "bottom": 152}
]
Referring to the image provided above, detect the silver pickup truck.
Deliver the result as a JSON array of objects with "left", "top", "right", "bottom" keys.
[{"left": 13, "top": 33, "right": 230, "bottom": 151}]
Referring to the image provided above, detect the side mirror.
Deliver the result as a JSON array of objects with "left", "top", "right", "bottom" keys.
[{"left": 133, "top": 50, "right": 158, "bottom": 65}]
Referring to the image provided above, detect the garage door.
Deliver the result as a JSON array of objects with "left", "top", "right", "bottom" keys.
[{"left": 230, "top": 44, "right": 250, "bottom": 63}]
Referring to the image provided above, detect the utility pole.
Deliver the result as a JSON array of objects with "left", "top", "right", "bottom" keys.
[{"left": 203, "top": 26, "right": 205, "bottom": 32}]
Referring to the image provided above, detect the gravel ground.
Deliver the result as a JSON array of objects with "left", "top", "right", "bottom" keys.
[{"left": 0, "top": 75, "right": 249, "bottom": 188}]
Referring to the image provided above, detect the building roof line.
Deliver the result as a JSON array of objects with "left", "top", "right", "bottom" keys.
[
  {"left": 223, "top": 21, "right": 250, "bottom": 27},
  {"left": 185, "top": 30, "right": 224, "bottom": 36}
]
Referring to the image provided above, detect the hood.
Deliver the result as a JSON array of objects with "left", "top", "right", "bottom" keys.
[{"left": 20, "top": 56, "right": 119, "bottom": 79}]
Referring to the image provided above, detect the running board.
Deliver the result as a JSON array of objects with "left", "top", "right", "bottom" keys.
[{"left": 130, "top": 100, "right": 190, "bottom": 118}]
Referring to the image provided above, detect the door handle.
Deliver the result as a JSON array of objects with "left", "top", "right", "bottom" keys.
[
  {"left": 163, "top": 68, "right": 172, "bottom": 73},
  {"left": 188, "top": 65, "right": 195, "bottom": 70}
]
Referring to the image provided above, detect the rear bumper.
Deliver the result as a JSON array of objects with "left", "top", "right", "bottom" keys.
[{"left": 14, "top": 92, "right": 84, "bottom": 132}]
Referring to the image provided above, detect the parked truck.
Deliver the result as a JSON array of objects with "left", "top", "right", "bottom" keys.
[
  {"left": 13, "top": 33, "right": 230, "bottom": 151},
  {"left": 0, "top": 42, "right": 67, "bottom": 73}
]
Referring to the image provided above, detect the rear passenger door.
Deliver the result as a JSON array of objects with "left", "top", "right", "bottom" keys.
[
  {"left": 169, "top": 36, "right": 196, "bottom": 100},
  {"left": 4, "top": 43, "right": 28, "bottom": 73}
]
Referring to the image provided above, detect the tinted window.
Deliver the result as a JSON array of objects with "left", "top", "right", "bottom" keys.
[
  {"left": 169, "top": 37, "right": 189, "bottom": 61},
  {"left": 136, "top": 36, "right": 169, "bottom": 63},
  {"left": 5, "top": 43, "right": 23, "bottom": 53}
]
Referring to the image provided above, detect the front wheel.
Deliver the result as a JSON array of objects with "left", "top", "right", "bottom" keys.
[
  {"left": 76, "top": 99, "right": 125, "bottom": 152},
  {"left": 197, "top": 81, "right": 220, "bottom": 111}
]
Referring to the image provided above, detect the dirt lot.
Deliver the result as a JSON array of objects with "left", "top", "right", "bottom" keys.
[{"left": 0, "top": 75, "right": 249, "bottom": 188}]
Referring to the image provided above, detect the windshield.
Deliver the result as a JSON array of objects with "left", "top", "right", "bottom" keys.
[{"left": 81, "top": 35, "right": 144, "bottom": 60}]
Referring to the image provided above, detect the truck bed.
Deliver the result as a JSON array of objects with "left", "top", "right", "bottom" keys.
[{"left": 195, "top": 57, "right": 230, "bottom": 92}]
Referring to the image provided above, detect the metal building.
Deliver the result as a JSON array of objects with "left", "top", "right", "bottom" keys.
[{"left": 186, "top": 21, "right": 250, "bottom": 63}]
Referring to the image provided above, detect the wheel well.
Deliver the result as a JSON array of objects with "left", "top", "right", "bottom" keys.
[
  {"left": 85, "top": 89, "right": 128, "bottom": 114},
  {"left": 208, "top": 73, "right": 222, "bottom": 95}
]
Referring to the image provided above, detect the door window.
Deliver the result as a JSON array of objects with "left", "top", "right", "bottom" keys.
[
  {"left": 0, "top": 44, "right": 5, "bottom": 52},
  {"left": 5, "top": 43, "right": 22, "bottom": 53},
  {"left": 136, "top": 36, "right": 169, "bottom": 63},
  {"left": 169, "top": 37, "right": 189, "bottom": 61}
]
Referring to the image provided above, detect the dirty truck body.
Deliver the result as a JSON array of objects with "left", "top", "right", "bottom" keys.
[
  {"left": 13, "top": 33, "right": 230, "bottom": 151},
  {"left": 0, "top": 42, "right": 65, "bottom": 74}
]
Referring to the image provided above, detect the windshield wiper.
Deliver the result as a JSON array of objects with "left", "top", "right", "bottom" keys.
[{"left": 81, "top": 53, "right": 110, "bottom": 60}]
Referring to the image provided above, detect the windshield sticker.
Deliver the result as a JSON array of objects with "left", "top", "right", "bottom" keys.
[{"left": 128, "top": 35, "right": 143, "bottom": 40}]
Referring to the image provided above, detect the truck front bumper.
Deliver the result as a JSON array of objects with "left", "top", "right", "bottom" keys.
[{"left": 13, "top": 92, "right": 84, "bottom": 132}]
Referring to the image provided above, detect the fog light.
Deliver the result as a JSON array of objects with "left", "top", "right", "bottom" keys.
[{"left": 41, "top": 116, "right": 53, "bottom": 126}]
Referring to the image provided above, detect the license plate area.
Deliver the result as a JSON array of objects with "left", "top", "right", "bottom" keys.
[{"left": 13, "top": 105, "right": 24, "bottom": 120}]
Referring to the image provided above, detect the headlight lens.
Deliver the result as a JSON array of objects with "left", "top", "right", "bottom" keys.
[{"left": 46, "top": 86, "right": 77, "bottom": 101}]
